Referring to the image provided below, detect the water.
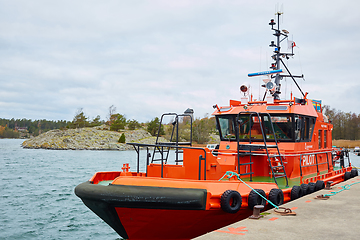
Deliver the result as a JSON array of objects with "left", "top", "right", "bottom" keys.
[
  {"left": 1, "top": 139, "right": 146, "bottom": 240},
  {"left": 2, "top": 139, "right": 360, "bottom": 239}
]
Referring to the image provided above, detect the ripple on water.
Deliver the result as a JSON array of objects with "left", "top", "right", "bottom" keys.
[{"left": 1, "top": 139, "right": 131, "bottom": 239}]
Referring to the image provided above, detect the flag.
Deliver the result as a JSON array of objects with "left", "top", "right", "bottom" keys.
[{"left": 287, "top": 40, "right": 297, "bottom": 49}]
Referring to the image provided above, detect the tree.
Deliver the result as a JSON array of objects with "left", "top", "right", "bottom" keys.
[
  {"left": 110, "top": 114, "right": 127, "bottom": 131},
  {"left": 192, "top": 117, "right": 216, "bottom": 144},
  {"left": 90, "top": 115, "right": 103, "bottom": 127},
  {"left": 147, "top": 117, "right": 164, "bottom": 136},
  {"left": 127, "top": 119, "right": 141, "bottom": 130},
  {"left": 118, "top": 133, "right": 126, "bottom": 143},
  {"left": 68, "top": 108, "right": 89, "bottom": 129},
  {"left": 108, "top": 105, "right": 117, "bottom": 125}
]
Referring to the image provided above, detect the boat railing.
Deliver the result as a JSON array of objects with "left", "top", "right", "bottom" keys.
[
  {"left": 127, "top": 142, "right": 208, "bottom": 180},
  {"left": 152, "top": 113, "right": 193, "bottom": 165},
  {"left": 298, "top": 150, "right": 342, "bottom": 183}
]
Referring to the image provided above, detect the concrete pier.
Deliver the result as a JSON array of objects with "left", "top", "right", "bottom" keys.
[{"left": 194, "top": 177, "right": 360, "bottom": 240}]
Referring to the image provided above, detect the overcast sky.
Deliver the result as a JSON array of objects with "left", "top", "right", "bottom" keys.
[{"left": 1, "top": 0, "right": 359, "bottom": 123}]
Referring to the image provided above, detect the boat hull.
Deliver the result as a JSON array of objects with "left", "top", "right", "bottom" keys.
[{"left": 75, "top": 181, "right": 254, "bottom": 239}]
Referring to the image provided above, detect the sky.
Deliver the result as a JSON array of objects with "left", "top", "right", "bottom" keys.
[{"left": 1, "top": 0, "right": 360, "bottom": 123}]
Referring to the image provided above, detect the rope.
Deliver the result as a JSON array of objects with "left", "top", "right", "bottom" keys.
[
  {"left": 323, "top": 179, "right": 360, "bottom": 197},
  {"left": 219, "top": 171, "right": 279, "bottom": 209}
]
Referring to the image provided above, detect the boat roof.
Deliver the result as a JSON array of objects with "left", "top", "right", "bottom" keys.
[{"left": 212, "top": 98, "right": 318, "bottom": 117}]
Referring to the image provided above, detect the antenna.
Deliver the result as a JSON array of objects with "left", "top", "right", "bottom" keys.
[{"left": 249, "top": 9, "right": 305, "bottom": 100}]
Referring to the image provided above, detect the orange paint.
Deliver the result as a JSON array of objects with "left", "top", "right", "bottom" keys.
[{"left": 215, "top": 226, "right": 248, "bottom": 235}]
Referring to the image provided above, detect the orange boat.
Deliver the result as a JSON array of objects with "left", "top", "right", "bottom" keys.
[{"left": 75, "top": 12, "right": 357, "bottom": 240}]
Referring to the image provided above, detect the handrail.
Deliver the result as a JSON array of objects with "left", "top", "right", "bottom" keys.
[
  {"left": 153, "top": 113, "right": 193, "bottom": 164},
  {"left": 299, "top": 151, "right": 332, "bottom": 182},
  {"left": 127, "top": 142, "right": 207, "bottom": 180}
]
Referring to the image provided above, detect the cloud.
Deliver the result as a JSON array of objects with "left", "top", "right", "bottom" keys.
[{"left": 1, "top": 0, "right": 360, "bottom": 123}]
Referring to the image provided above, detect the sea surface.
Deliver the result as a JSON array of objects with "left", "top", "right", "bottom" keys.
[
  {"left": 1, "top": 139, "right": 147, "bottom": 240},
  {"left": 2, "top": 139, "right": 360, "bottom": 239}
]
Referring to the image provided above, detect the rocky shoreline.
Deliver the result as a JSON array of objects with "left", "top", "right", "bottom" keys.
[{"left": 22, "top": 125, "right": 166, "bottom": 151}]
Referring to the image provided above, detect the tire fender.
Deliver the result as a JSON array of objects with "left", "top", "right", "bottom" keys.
[
  {"left": 248, "top": 189, "right": 266, "bottom": 210},
  {"left": 351, "top": 169, "right": 358, "bottom": 178},
  {"left": 300, "top": 183, "right": 310, "bottom": 196},
  {"left": 308, "top": 182, "right": 316, "bottom": 193},
  {"left": 291, "top": 185, "right": 301, "bottom": 200},
  {"left": 220, "top": 190, "right": 242, "bottom": 214},
  {"left": 315, "top": 180, "right": 325, "bottom": 191},
  {"left": 268, "top": 188, "right": 284, "bottom": 207},
  {"left": 344, "top": 171, "right": 351, "bottom": 181}
]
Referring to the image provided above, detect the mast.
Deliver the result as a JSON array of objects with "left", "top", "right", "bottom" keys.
[{"left": 268, "top": 12, "right": 304, "bottom": 99}]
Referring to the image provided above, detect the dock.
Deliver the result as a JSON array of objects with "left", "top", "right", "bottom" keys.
[{"left": 194, "top": 177, "right": 360, "bottom": 239}]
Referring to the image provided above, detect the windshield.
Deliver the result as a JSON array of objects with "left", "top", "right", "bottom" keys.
[
  {"left": 218, "top": 115, "right": 236, "bottom": 140},
  {"left": 217, "top": 114, "right": 297, "bottom": 142}
]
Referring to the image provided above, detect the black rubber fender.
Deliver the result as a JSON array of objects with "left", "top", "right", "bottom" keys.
[
  {"left": 220, "top": 190, "right": 242, "bottom": 214},
  {"left": 268, "top": 188, "right": 284, "bottom": 207},
  {"left": 344, "top": 171, "right": 352, "bottom": 181},
  {"left": 291, "top": 185, "right": 301, "bottom": 200},
  {"left": 300, "top": 183, "right": 310, "bottom": 196},
  {"left": 351, "top": 169, "right": 358, "bottom": 178},
  {"left": 308, "top": 182, "right": 316, "bottom": 193},
  {"left": 315, "top": 180, "right": 325, "bottom": 191},
  {"left": 248, "top": 189, "right": 266, "bottom": 210}
]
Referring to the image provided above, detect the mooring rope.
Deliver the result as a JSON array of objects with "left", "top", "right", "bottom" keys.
[
  {"left": 323, "top": 180, "right": 360, "bottom": 197},
  {"left": 219, "top": 171, "right": 280, "bottom": 209}
]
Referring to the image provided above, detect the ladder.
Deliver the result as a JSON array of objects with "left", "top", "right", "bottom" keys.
[
  {"left": 151, "top": 113, "right": 192, "bottom": 164},
  {"left": 236, "top": 112, "right": 289, "bottom": 187}
]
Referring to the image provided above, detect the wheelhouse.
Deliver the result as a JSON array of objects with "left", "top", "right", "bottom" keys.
[{"left": 216, "top": 113, "right": 316, "bottom": 142}]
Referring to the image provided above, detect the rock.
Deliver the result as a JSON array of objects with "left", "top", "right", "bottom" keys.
[{"left": 21, "top": 127, "right": 162, "bottom": 151}]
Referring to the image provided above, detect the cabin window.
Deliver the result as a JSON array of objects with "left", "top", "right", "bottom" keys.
[
  {"left": 318, "top": 130, "right": 323, "bottom": 149},
  {"left": 218, "top": 115, "right": 236, "bottom": 140},
  {"left": 238, "top": 115, "right": 263, "bottom": 140},
  {"left": 238, "top": 114, "right": 293, "bottom": 141},
  {"left": 295, "top": 115, "right": 316, "bottom": 142},
  {"left": 263, "top": 115, "right": 293, "bottom": 140},
  {"left": 324, "top": 130, "right": 327, "bottom": 148}
]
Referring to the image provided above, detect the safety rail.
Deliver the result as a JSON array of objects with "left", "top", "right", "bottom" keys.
[
  {"left": 299, "top": 151, "right": 333, "bottom": 183},
  {"left": 152, "top": 113, "right": 193, "bottom": 164},
  {"left": 127, "top": 142, "right": 207, "bottom": 180}
]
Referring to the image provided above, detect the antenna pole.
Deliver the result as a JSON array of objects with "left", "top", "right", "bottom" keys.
[{"left": 273, "top": 12, "right": 282, "bottom": 100}]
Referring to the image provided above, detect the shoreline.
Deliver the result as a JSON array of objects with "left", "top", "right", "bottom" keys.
[{"left": 21, "top": 126, "right": 163, "bottom": 151}]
